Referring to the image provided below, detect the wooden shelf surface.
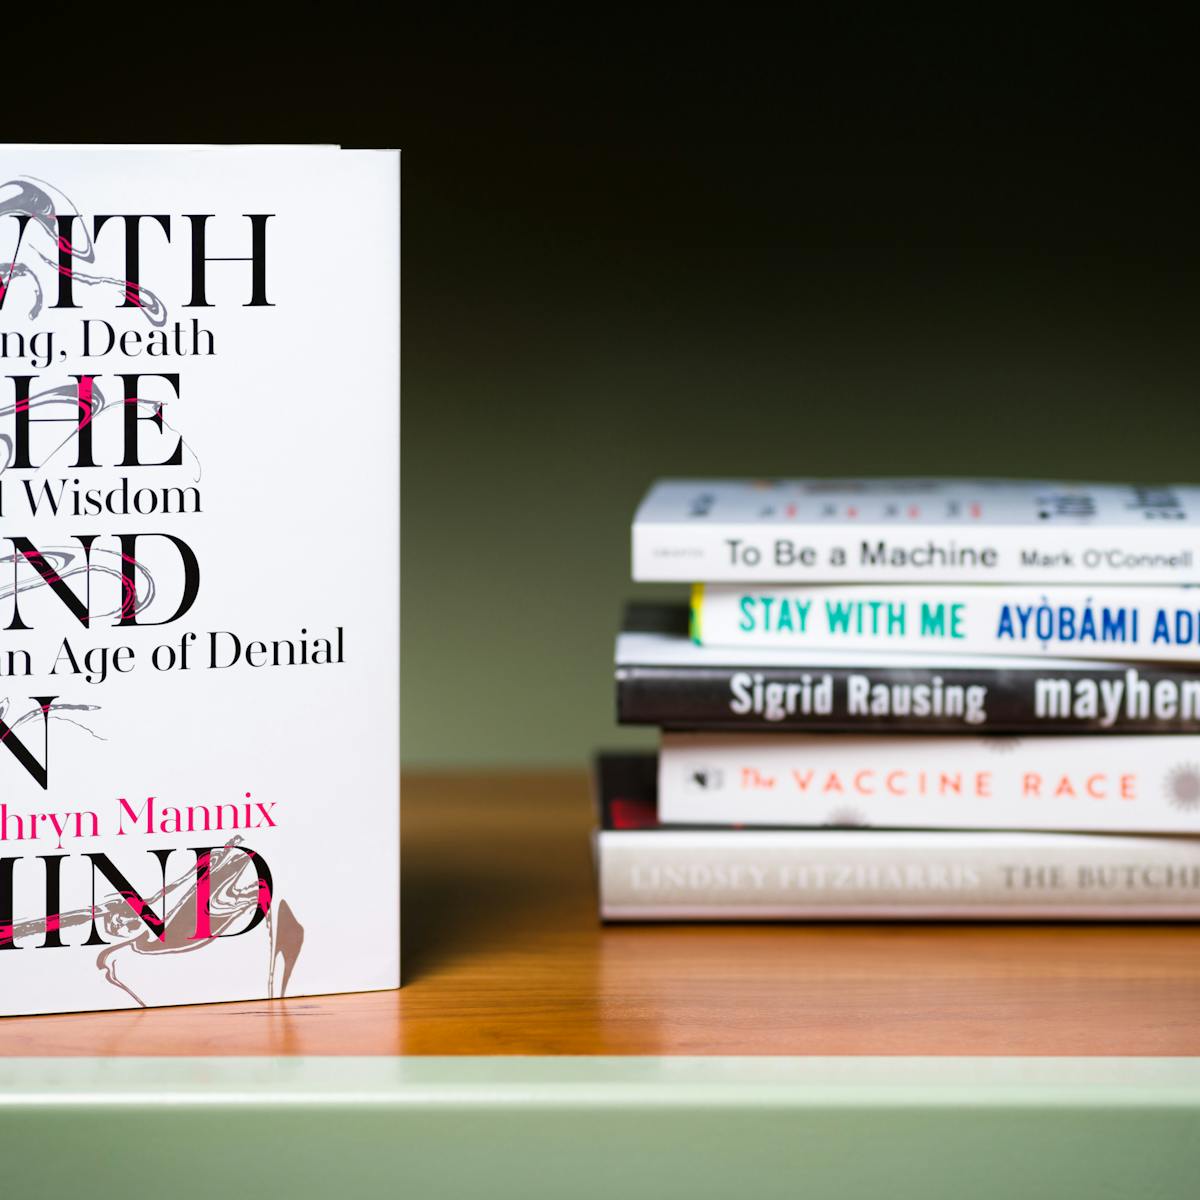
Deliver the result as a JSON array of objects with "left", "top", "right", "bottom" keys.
[{"left": 6, "top": 769, "right": 1200, "bottom": 1055}]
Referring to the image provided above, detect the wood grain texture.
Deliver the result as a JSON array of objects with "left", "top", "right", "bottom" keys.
[{"left": 5, "top": 769, "right": 1200, "bottom": 1055}]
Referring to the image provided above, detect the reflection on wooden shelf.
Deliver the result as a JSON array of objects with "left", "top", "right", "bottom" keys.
[{"left": 5, "top": 770, "right": 1200, "bottom": 1056}]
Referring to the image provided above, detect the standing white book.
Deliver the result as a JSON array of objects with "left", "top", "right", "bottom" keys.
[
  {"left": 658, "top": 732, "right": 1200, "bottom": 834},
  {"left": 692, "top": 582, "right": 1200, "bottom": 662},
  {"left": 633, "top": 478, "right": 1200, "bottom": 583},
  {"left": 0, "top": 146, "right": 399, "bottom": 1015}
]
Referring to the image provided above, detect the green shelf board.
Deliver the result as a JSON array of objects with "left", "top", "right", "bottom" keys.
[{"left": 3, "top": 1057, "right": 1198, "bottom": 1199}]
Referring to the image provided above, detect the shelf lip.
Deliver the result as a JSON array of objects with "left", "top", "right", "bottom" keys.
[
  {"left": 7, "top": 1058, "right": 1199, "bottom": 1200},
  {"left": 4, "top": 1056, "right": 1200, "bottom": 1108}
]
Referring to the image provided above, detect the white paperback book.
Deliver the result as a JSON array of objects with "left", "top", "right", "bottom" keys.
[
  {"left": 0, "top": 146, "right": 399, "bottom": 1015},
  {"left": 692, "top": 582, "right": 1200, "bottom": 662},
  {"left": 599, "top": 827, "right": 1200, "bottom": 920},
  {"left": 659, "top": 732, "right": 1200, "bottom": 834},
  {"left": 633, "top": 478, "right": 1200, "bottom": 583},
  {"left": 596, "top": 756, "right": 1200, "bottom": 920}
]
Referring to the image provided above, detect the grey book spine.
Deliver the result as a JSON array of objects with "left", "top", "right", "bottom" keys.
[{"left": 598, "top": 828, "right": 1200, "bottom": 920}]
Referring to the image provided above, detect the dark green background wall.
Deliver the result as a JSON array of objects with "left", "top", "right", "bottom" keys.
[
  {"left": 23, "top": 16, "right": 1193, "bottom": 767},
  {"left": 400, "top": 20, "right": 1198, "bottom": 764},
  {"left": 403, "top": 303, "right": 1199, "bottom": 764}
]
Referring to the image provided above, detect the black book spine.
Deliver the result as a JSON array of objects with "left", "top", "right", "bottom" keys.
[{"left": 615, "top": 662, "right": 1200, "bottom": 733}]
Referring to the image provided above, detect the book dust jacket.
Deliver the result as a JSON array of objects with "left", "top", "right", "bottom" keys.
[{"left": 0, "top": 147, "right": 400, "bottom": 1015}]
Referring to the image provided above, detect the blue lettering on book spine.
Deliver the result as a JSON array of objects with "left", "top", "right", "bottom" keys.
[
  {"left": 996, "top": 601, "right": 1143, "bottom": 647},
  {"left": 1151, "top": 608, "right": 1200, "bottom": 645}
]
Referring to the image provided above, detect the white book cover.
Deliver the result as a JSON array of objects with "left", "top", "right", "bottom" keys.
[
  {"left": 0, "top": 146, "right": 399, "bottom": 1015},
  {"left": 693, "top": 582, "right": 1200, "bottom": 662},
  {"left": 633, "top": 478, "right": 1200, "bottom": 583},
  {"left": 659, "top": 732, "right": 1200, "bottom": 834}
]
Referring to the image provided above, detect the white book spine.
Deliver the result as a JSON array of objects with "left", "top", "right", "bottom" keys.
[
  {"left": 598, "top": 828, "right": 1200, "bottom": 920},
  {"left": 658, "top": 732, "right": 1200, "bottom": 834},
  {"left": 692, "top": 583, "right": 1200, "bottom": 662},
  {"left": 633, "top": 521, "right": 1200, "bottom": 584}
]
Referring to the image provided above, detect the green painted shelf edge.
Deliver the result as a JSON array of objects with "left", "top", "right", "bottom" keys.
[{"left": 3, "top": 1057, "right": 1199, "bottom": 1199}]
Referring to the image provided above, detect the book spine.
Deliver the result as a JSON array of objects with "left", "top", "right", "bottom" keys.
[
  {"left": 598, "top": 828, "right": 1200, "bottom": 920},
  {"left": 692, "top": 583, "right": 1200, "bottom": 662},
  {"left": 615, "top": 661, "right": 1200, "bottom": 733},
  {"left": 658, "top": 731, "right": 1200, "bottom": 833},
  {"left": 632, "top": 522, "right": 1200, "bottom": 584}
]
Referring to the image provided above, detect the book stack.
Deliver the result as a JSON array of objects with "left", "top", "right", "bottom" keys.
[{"left": 596, "top": 479, "right": 1200, "bottom": 920}]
